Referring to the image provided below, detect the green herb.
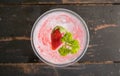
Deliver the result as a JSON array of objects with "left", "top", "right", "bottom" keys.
[
  {"left": 58, "top": 32, "right": 80, "bottom": 56},
  {"left": 58, "top": 46, "right": 71, "bottom": 56},
  {"left": 53, "top": 26, "right": 67, "bottom": 33}
]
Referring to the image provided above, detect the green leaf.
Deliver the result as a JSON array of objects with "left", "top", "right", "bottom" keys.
[
  {"left": 58, "top": 46, "right": 70, "bottom": 56},
  {"left": 71, "top": 48, "right": 78, "bottom": 54},
  {"left": 59, "top": 33, "right": 80, "bottom": 56},
  {"left": 53, "top": 26, "right": 67, "bottom": 33},
  {"left": 70, "top": 40, "right": 80, "bottom": 54},
  {"left": 56, "top": 26, "right": 80, "bottom": 56},
  {"left": 70, "top": 40, "right": 80, "bottom": 48},
  {"left": 61, "top": 32, "right": 73, "bottom": 42}
]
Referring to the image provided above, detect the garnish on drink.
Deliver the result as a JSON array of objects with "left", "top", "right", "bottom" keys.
[{"left": 51, "top": 26, "right": 80, "bottom": 56}]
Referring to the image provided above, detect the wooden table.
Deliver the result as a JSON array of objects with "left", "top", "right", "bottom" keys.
[{"left": 0, "top": 0, "right": 120, "bottom": 76}]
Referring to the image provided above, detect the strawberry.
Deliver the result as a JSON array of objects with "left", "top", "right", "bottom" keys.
[{"left": 51, "top": 26, "right": 66, "bottom": 50}]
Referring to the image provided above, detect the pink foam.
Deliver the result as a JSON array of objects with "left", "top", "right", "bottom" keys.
[{"left": 34, "top": 11, "right": 86, "bottom": 64}]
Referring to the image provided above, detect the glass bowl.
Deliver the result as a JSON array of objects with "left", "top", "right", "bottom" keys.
[{"left": 31, "top": 8, "right": 89, "bottom": 67}]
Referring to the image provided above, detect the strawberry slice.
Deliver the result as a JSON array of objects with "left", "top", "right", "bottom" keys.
[{"left": 51, "top": 26, "right": 66, "bottom": 50}]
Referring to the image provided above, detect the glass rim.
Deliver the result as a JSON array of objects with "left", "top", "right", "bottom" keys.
[{"left": 31, "top": 8, "right": 90, "bottom": 67}]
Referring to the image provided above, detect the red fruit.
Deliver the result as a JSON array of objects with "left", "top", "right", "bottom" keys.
[{"left": 51, "top": 28, "right": 62, "bottom": 50}]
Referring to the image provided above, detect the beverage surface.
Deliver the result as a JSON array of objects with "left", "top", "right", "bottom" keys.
[{"left": 33, "top": 11, "right": 87, "bottom": 64}]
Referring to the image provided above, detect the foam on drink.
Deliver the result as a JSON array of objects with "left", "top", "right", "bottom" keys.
[{"left": 32, "top": 10, "right": 88, "bottom": 65}]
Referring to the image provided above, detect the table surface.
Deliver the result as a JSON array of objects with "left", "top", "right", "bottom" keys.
[{"left": 0, "top": 0, "right": 120, "bottom": 76}]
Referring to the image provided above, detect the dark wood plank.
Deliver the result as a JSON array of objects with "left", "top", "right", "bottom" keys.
[
  {"left": 0, "top": 5, "right": 120, "bottom": 63},
  {"left": 0, "top": 63, "right": 120, "bottom": 76},
  {"left": 63, "top": 0, "right": 120, "bottom": 3},
  {"left": 0, "top": 0, "right": 62, "bottom": 4},
  {"left": 0, "top": 41, "right": 39, "bottom": 63},
  {"left": 0, "top": 0, "right": 120, "bottom": 4}
]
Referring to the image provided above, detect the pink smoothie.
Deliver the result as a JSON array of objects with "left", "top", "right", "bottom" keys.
[{"left": 32, "top": 10, "right": 87, "bottom": 64}]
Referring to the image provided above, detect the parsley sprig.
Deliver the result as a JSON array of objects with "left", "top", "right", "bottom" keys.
[{"left": 58, "top": 32, "right": 80, "bottom": 56}]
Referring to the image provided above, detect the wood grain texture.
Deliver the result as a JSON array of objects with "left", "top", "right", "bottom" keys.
[
  {"left": 0, "top": 0, "right": 62, "bottom": 4},
  {"left": 0, "top": 5, "right": 120, "bottom": 63},
  {"left": 62, "top": 0, "right": 120, "bottom": 3},
  {"left": 0, "top": 63, "right": 120, "bottom": 76},
  {"left": 0, "top": 0, "right": 120, "bottom": 4}
]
